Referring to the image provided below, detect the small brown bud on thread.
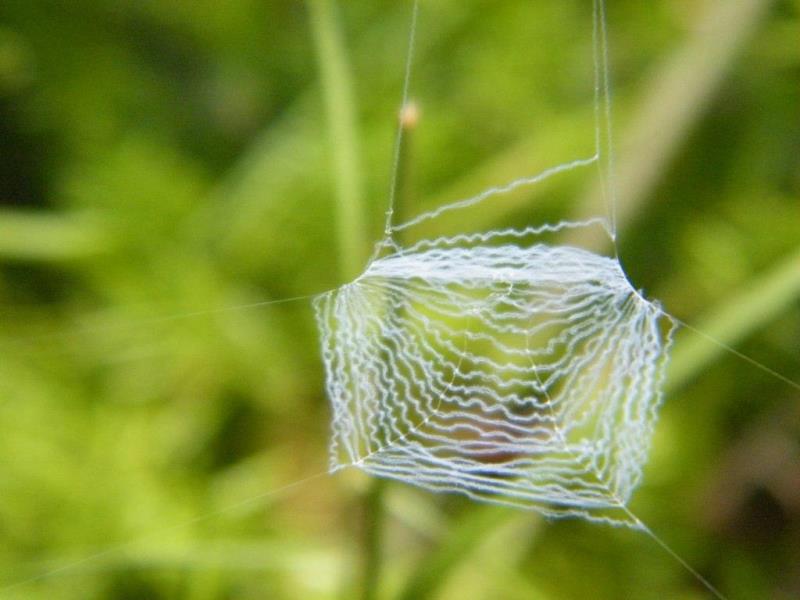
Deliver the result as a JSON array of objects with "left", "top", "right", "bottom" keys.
[{"left": 399, "top": 100, "right": 420, "bottom": 130}]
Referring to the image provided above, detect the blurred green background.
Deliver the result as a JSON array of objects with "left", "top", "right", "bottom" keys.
[{"left": 0, "top": 0, "right": 798, "bottom": 598}]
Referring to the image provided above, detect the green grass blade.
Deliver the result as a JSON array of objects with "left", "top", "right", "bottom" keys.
[
  {"left": 307, "top": 0, "right": 366, "bottom": 281},
  {"left": 668, "top": 245, "right": 800, "bottom": 393}
]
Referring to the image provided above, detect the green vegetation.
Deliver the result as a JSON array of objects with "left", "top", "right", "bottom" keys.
[{"left": 0, "top": 1, "right": 798, "bottom": 598}]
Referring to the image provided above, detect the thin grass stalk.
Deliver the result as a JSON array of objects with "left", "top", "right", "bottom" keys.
[{"left": 360, "top": 103, "right": 419, "bottom": 600}]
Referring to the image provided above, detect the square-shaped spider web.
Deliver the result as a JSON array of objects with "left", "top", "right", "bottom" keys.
[{"left": 314, "top": 227, "right": 674, "bottom": 526}]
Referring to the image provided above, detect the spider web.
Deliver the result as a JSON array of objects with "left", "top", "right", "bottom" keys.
[{"left": 314, "top": 0, "right": 676, "bottom": 527}]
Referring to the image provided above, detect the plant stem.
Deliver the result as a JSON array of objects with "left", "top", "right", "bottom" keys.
[
  {"left": 360, "top": 103, "right": 419, "bottom": 600},
  {"left": 361, "top": 478, "right": 385, "bottom": 600}
]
